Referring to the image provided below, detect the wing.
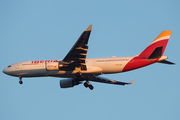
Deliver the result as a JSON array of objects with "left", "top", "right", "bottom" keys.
[
  {"left": 62, "top": 25, "right": 92, "bottom": 70},
  {"left": 89, "top": 76, "right": 135, "bottom": 85}
]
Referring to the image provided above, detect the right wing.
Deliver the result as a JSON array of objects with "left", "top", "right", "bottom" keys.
[
  {"left": 89, "top": 76, "right": 135, "bottom": 85},
  {"left": 62, "top": 25, "right": 92, "bottom": 70}
]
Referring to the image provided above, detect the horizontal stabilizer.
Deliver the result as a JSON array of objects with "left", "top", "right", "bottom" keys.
[{"left": 158, "top": 60, "right": 175, "bottom": 65}]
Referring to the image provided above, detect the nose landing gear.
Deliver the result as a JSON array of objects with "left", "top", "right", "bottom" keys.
[{"left": 19, "top": 76, "right": 23, "bottom": 84}]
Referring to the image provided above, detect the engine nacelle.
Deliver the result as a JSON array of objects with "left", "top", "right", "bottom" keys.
[
  {"left": 60, "top": 78, "right": 81, "bottom": 88},
  {"left": 46, "top": 62, "right": 60, "bottom": 71}
]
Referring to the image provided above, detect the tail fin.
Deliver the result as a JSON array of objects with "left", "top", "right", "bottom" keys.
[
  {"left": 122, "top": 31, "right": 173, "bottom": 72},
  {"left": 137, "top": 31, "right": 172, "bottom": 59}
]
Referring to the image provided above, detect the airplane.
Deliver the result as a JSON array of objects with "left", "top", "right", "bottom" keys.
[{"left": 3, "top": 25, "right": 174, "bottom": 90}]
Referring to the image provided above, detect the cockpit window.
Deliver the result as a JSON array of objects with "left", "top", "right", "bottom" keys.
[{"left": 8, "top": 65, "right": 11, "bottom": 67}]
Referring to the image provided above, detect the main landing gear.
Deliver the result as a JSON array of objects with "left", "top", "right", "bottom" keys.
[
  {"left": 76, "top": 71, "right": 94, "bottom": 90},
  {"left": 84, "top": 81, "right": 94, "bottom": 90},
  {"left": 19, "top": 76, "right": 23, "bottom": 84}
]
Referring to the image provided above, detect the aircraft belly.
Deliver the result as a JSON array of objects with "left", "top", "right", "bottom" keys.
[
  {"left": 7, "top": 68, "right": 48, "bottom": 77},
  {"left": 48, "top": 66, "right": 102, "bottom": 78}
]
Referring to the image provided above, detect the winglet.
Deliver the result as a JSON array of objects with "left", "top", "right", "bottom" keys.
[
  {"left": 129, "top": 80, "right": 135, "bottom": 84},
  {"left": 85, "top": 25, "right": 92, "bottom": 31}
]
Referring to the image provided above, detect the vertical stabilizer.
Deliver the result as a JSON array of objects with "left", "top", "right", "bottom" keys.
[
  {"left": 137, "top": 31, "right": 172, "bottom": 58},
  {"left": 122, "top": 31, "right": 172, "bottom": 72}
]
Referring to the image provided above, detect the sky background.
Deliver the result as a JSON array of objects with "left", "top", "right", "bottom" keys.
[{"left": 0, "top": 0, "right": 180, "bottom": 120}]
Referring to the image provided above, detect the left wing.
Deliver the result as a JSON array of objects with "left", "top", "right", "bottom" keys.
[
  {"left": 89, "top": 76, "right": 135, "bottom": 85},
  {"left": 62, "top": 25, "right": 92, "bottom": 70}
]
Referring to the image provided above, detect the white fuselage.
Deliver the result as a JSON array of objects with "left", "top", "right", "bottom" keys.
[{"left": 3, "top": 57, "right": 133, "bottom": 78}]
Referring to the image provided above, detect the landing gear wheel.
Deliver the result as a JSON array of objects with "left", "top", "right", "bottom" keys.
[
  {"left": 84, "top": 82, "right": 89, "bottom": 88},
  {"left": 89, "top": 85, "right": 94, "bottom": 90},
  {"left": 19, "top": 80, "right": 23, "bottom": 84},
  {"left": 83, "top": 80, "right": 94, "bottom": 90}
]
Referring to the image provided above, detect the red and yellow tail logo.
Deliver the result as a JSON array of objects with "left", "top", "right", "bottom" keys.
[
  {"left": 137, "top": 31, "right": 172, "bottom": 58},
  {"left": 153, "top": 31, "right": 172, "bottom": 43},
  {"left": 123, "top": 31, "right": 172, "bottom": 72}
]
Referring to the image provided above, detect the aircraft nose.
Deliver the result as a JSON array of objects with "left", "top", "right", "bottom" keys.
[
  {"left": 3, "top": 68, "right": 8, "bottom": 74},
  {"left": 3, "top": 67, "right": 12, "bottom": 75},
  {"left": 3, "top": 66, "right": 18, "bottom": 77}
]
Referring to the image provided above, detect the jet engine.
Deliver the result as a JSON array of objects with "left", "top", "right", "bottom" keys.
[{"left": 60, "top": 78, "right": 81, "bottom": 88}]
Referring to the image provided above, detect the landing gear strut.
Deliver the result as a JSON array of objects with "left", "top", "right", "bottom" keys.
[
  {"left": 76, "top": 71, "right": 82, "bottom": 78},
  {"left": 76, "top": 71, "right": 86, "bottom": 80},
  {"left": 19, "top": 76, "right": 23, "bottom": 84},
  {"left": 84, "top": 81, "right": 94, "bottom": 90},
  {"left": 76, "top": 71, "right": 94, "bottom": 90}
]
